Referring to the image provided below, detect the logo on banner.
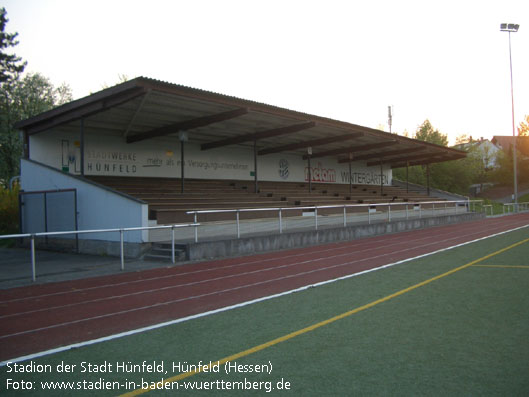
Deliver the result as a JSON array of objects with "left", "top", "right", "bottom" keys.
[
  {"left": 305, "top": 162, "right": 336, "bottom": 183},
  {"left": 278, "top": 159, "right": 289, "bottom": 179}
]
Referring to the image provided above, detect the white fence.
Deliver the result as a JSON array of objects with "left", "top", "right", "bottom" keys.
[
  {"left": 0, "top": 224, "right": 199, "bottom": 282},
  {"left": 185, "top": 200, "right": 480, "bottom": 239}
]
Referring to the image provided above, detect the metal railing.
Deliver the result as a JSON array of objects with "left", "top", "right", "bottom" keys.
[
  {"left": 186, "top": 200, "right": 483, "bottom": 240},
  {"left": 470, "top": 201, "right": 529, "bottom": 217},
  {"left": 1, "top": 199, "right": 498, "bottom": 282},
  {"left": 503, "top": 202, "right": 529, "bottom": 214},
  {"left": 483, "top": 204, "right": 493, "bottom": 216},
  {"left": 0, "top": 223, "right": 200, "bottom": 282}
]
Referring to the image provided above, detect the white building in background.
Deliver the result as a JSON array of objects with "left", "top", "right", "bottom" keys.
[{"left": 453, "top": 138, "right": 500, "bottom": 170}]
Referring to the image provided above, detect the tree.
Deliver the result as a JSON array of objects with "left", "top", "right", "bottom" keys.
[
  {"left": 414, "top": 119, "right": 448, "bottom": 146},
  {"left": 393, "top": 150, "right": 485, "bottom": 196},
  {"left": 0, "top": 73, "right": 72, "bottom": 185},
  {"left": 0, "top": 8, "right": 26, "bottom": 84},
  {"left": 518, "top": 115, "right": 529, "bottom": 136},
  {"left": 489, "top": 145, "right": 529, "bottom": 186},
  {"left": 99, "top": 73, "right": 130, "bottom": 91},
  {"left": 455, "top": 134, "right": 470, "bottom": 145}
]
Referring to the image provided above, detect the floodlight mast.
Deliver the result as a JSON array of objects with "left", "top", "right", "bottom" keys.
[
  {"left": 388, "top": 106, "right": 393, "bottom": 134},
  {"left": 500, "top": 22, "right": 519, "bottom": 209}
]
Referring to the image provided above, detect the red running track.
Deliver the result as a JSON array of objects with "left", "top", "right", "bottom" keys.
[{"left": 1, "top": 214, "right": 528, "bottom": 361}]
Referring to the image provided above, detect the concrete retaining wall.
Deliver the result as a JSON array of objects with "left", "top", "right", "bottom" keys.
[
  {"left": 185, "top": 212, "right": 484, "bottom": 261},
  {"left": 29, "top": 237, "right": 150, "bottom": 259}
]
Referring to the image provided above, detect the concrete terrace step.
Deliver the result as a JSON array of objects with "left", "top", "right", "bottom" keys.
[
  {"left": 143, "top": 243, "right": 187, "bottom": 262},
  {"left": 148, "top": 201, "right": 286, "bottom": 210},
  {"left": 116, "top": 188, "right": 241, "bottom": 194},
  {"left": 87, "top": 176, "right": 449, "bottom": 225},
  {"left": 153, "top": 207, "right": 303, "bottom": 224}
]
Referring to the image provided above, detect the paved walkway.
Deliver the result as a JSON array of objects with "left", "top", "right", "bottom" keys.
[{"left": 496, "top": 188, "right": 529, "bottom": 204}]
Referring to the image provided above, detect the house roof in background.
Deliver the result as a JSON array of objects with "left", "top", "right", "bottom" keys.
[{"left": 492, "top": 136, "right": 529, "bottom": 158}]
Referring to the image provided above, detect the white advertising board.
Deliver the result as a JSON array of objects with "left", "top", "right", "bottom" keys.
[{"left": 29, "top": 131, "right": 392, "bottom": 185}]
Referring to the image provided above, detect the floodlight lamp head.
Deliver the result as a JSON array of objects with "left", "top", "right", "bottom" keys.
[{"left": 500, "top": 23, "right": 520, "bottom": 32}]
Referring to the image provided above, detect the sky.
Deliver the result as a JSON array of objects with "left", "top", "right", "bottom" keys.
[{"left": 3, "top": 0, "right": 529, "bottom": 145}]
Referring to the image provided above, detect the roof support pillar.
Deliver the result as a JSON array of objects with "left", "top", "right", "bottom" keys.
[
  {"left": 426, "top": 164, "right": 430, "bottom": 196},
  {"left": 380, "top": 160, "right": 384, "bottom": 196},
  {"left": 80, "top": 118, "right": 85, "bottom": 176},
  {"left": 179, "top": 131, "right": 188, "bottom": 194},
  {"left": 254, "top": 140, "right": 258, "bottom": 194},
  {"left": 307, "top": 147, "right": 312, "bottom": 194},
  {"left": 348, "top": 153, "right": 353, "bottom": 194},
  {"left": 406, "top": 161, "right": 409, "bottom": 194},
  {"left": 180, "top": 140, "right": 185, "bottom": 193}
]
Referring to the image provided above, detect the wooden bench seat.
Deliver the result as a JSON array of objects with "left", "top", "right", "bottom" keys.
[
  {"left": 87, "top": 176, "right": 448, "bottom": 224},
  {"left": 139, "top": 197, "right": 280, "bottom": 204},
  {"left": 153, "top": 206, "right": 302, "bottom": 223},
  {"left": 148, "top": 201, "right": 285, "bottom": 210}
]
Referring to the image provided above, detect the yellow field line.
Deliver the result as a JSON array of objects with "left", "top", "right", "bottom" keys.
[
  {"left": 121, "top": 237, "right": 529, "bottom": 396},
  {"left": 472, "top": 264, "right": 529, "bottom": 269}
]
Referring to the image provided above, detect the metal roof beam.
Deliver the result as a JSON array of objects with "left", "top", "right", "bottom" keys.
[
  {"left": 303, "top": 140, "right": 398, "bottom": 160},
  {"left": 201, "top": 121, "right": 315, "bottom": 151},
  {"left": 258, "top": 132, "right": 363, "bottom": 155},
  {"left": 22, "top": 87, "right": 147, "bottom": 136},
  {"left": 338, "top": 146, "right": 427, "bottom": 163},
  {"left": 127, "top": 107, "right": 248, "bottom": 144},
  {"left": 123, "top": 89, "right": 152, "bottom": 138},
  {"left": 366, "top": 152, "right": 443, "bottom": 167},
  {"left": 391, "top": 156, "right": 459, "bottom": 168}
]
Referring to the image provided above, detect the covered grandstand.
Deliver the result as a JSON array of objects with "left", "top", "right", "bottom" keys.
[{"left": 14, "top": 77, "right": 468, "bottom": 258}]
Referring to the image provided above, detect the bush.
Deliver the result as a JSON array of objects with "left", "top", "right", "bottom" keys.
[
  {"left": 519, "top": 193, "right": 529, "bottom": 203},
  {"left": 474, "top": 198, "right": 504, "bottom": 216},
  {"left": 0, "top": 185, "right": 19, "bottom": 236}
]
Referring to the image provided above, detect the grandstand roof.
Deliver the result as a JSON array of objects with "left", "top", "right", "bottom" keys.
[{"left": 15, "top": 77, "right": 466, "bottom": 168}]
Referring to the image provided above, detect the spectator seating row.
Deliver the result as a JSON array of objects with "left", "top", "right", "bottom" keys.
[{"left": 87, "top": 176, "right": 441, "bottom": 224}]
